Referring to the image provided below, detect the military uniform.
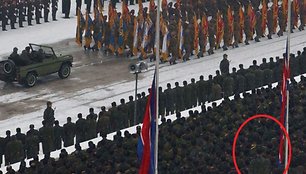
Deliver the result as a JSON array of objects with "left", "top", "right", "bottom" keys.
[
  {"left": 63, "top": 118, "right": 75, "bottom": 147},
  {"left": 27, "top": 0, "right": 34, "bottom": 25},
  {"left": 42, "top": 0, "right": 50, "bottom": 22},
  {"left": 254, "top": 11, "right": 262, "bottom": 42},
  {"left": 25, "top": 132, "right": 39, "bottom": 159},
  {"left": 62, "top": 0, "right": 71, "bottom": 18},
  {"left": 34, "top": 0, "right": 42, "bottom": 24},
  {"left": 18, "top": 0, "right": 25, "bottom": 27},
  {"left": 97, "top": 108, "right": 110, "bottom": 135},
  {"left": 39, "top": 124, "right": 54, "bottom": 155},
  {"left": 86, "top": 111, "right": 98, "bottom": 139},
  {"left": 208, "top": 19, "right": 216, "bottom": 55},
  {"left": 5, "top": 137, "right": 24, "bottom": 164},
  {"left": 164, "top": 84, "right": 175, "bottom": 115},
  {"left": 53, "top": 122, "right": 63, "bottom": 150},
  {"left": 8, "top": 0, "right": 17, "bottom": 29},
  {"left": 1, "top": 2, "right": 8, "bottom": 31},
  {"left": 51, "top": 0, "right": 57, "bottom": 21},
  {"left": 75, "top": 114, "right": 87, "bottom": 143}
]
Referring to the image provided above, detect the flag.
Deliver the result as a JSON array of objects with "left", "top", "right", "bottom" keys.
[
  {"left": 216, "top": 10, "right": 224, "bottom": 49},
  {"left": 262, "top": 0, "right": 267, "bottom": 35},
  {"left": 161, "top": 17, "right": 169, "bottom": 62},
  {"left": 272, "top": 0, "right": 278, "bottom": 33},
  {"left": 279, "top": 38, "right": 290, "bottom": 164},
  {"left": 149, "top": 0, "right": 155, "bottom": 12},
  {"left": 108, "top": 4, "right": 116, "bottom": 53},
  {"left": 292, "top": 0, "right": 300, "bottom": 28},
  {"left": 162, "top": 0, "right": 168, "bottom": 11},
  {"left": 133, "top": 18, "right": 139, "bottom": 56},
  {"left": 178, "top": 19, "right": 184, "bottom": 59},
  {"left": 75, "top": 8, "right": 83, "bottom": 46},
  {"left": 201, "top": 13, "right": 208, "bottom": 53},
  {"left": 282, "top": 0, "right": 288, "bottom": 21},
  {"left": 227, "top": 5, "right": 234, "bottom": 45},
  {"left": 137, "top": 72, "right": 157, "bottom": 174},
  {"left": 239, "top": 5, "right": 244, "bottom": 43},
  {"left": 177, "top": 0, "right": 181, "bottom": 10},
  {"left": 247, "top": 3, "right": 256, "bottom": 37},
  {"left": 193, "top": 15, "right": 199, "bottom": 56},
  {"left": 141, "top": 17, "right": 153, "bottom": 59},
  {"left": 84, "top": 11, "right": 93, "bottom": 48}
]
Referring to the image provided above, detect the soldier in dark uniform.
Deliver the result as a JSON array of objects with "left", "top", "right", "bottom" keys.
[
  {"left": 223, "top": 74, "right": 234, "bottom": 97},
  {"left": 118, "top": 99, "right": 129, "bottom": 128},
  {"left": 42, "top": 0, "right": 50, "bottom": 22},
  {"left": 220, "top": 54, "right": 230, "bottom": 75},
  {"left": 196, "top": 75, "right": 205, "bottom": 105},
  {"left": 109, "top": 102, "right": 120, "bottom": 130},
  {"left": 39, "top": 120, "right": 54, "bottom": 156},
  {"left": 190, "top": 78, "right": 198, "bottom": 107},
  {"left": 159, "top": 87, "right": 166, "bottom": 117},
  {"left": 62, "top": 0, "right": 70, "bottom": 18},
  {"left": 63, "top": 117, "right": 75, "bottom": 147},
  {"left": 183, "top": 81, "right": 192, "bottom": 109},
  {"left": 25, "top": 125, "right": 40, "bottom": 159},
  {"left": 5, "top": 136, "right": 24, "bottom": 164},
  {"left": 183, "top": 23, "right": 191, "bottom": 61},
  {"left": 8, "top": 0, "right": 17, "bottom": 29},
  {"left": 27, "top": 0, "right": 34, "bottom": 25},
  {"left": 85, "top": 0, "right": 92, "bottom": 13},
  {"left": 208, "top": 18, "right": 216, "bottom": 55},
  {"left": 126, "top": 96, "right": 134, "bottom": 125},
  {"left": 244, "top": 15, "right": 251, "bottom": 45},
  {"left": 51, "top": 0, "right": 57, "bottom": 21},
  {"left": 1, "top": 1, "right": 8, "bottom": 31},
  {"left": 267, "top": 8, "right": 273, "bottom": 39},
  {"left": 43, "top": 101, "right": 55, "bottom": 127},
  {"left": 18, "top": 0, "right": 25, "bottom": 27},
  {"left": 277, "top": 8, "right": 285, "bottom": 37},
  {"left": 174, "top": 82, "right": 184, "bottom": 112},
  {"left": 75, "top": 113, "right": 87, "bottom": 143},
  {"left": 35, "top": 0, "right": 42, "bottom": 24},
  {"left": 97, "top": 106, "right": 110, "bottom": 135},
  {"left": 254, "top": 11, "right": 262, "bottom": 42},
  {"left": 233, "top": 13, "right": 240, "bottom": 47},
  {"left": 53, "top": 120, "right": 63, "bottom": 150},
  {"left": 86, "top": 108, "right": 98, "bottom": 139},
  {"left": 164, "top": 83, "right": 175, "bottom": 115},
  {"left": 3, "top": 130, "right": 11, "bottom": 165},
  {"left": 0, "top": 136, "right": 4, "bottom": 166}
]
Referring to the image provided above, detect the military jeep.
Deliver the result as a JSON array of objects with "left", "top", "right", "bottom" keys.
[{"left": 0, "top": 43, "right": 73, "bottom": 87}]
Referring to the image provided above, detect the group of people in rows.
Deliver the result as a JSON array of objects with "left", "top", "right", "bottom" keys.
[
  {"left": 2, "top": 50, "right": 306, "bottom": 173},
  {"left": 0, "top": 0, "right": 60, "bottom": 31},
  {"left": 76, "top": 0, "right": 305, "bottom": 64},
  {"left": 0, "top": 47, "right": 305, "bottom": 171}
]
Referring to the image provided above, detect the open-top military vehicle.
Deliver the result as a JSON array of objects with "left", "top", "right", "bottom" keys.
[{"left": 0, "top": 43, "right": 73, "bottom": 87}]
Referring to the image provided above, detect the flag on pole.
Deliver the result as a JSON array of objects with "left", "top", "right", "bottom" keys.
[
  {"left": 75, "top": 8, "right": 84, "bottom": 46},
  {"left": 292, "top": 0, "right": 299, "bottom": 28},
  {"left": 201, "top": 13, "right": 208, "bottom": 53},
  {"left": 227, "top": 5, "right": 234, "bottom": 45},
  {"left": 178, "top": 19, "right": 184, "bottom": 59},
  {"left": 272, "top": 0, "right": 278, "bottom": 33},
  {"left": 279, "top": 38, "right": 290, "bottom": 164},
  {"left": 216, "top": 10, "right": 224, "bottom": 49},
  {"left": 137, "top": 72, "right": 157, "bottom": 174},
  {"left": 149, "top": 0, "right": 155, "bottom": 12},
  {"left": 247, "top": 3, "right": 256, "bottom": 38},
  {"left": 239, "top": 4, "right": 244, "bottom": 43}
]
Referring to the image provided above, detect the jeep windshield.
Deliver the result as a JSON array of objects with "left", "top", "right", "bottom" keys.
[{"left": 29, "top": 44, "right": 56, "bottom": 58}]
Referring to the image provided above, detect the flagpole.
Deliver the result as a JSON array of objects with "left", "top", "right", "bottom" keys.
[
  {"left": 284, "top": 0, "right": 291, "bottom": 172},
  {"left": 155, "top": 0, "right": 161, "bottom": 173}
]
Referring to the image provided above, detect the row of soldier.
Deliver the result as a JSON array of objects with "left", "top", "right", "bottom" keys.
[
  {"left": 76, "top": 0, "right": 306, "bottom": 64},
  {"left": 0, "top": 0, "right": 59, "bottom": 31},
  {"left": 0, "top": 47, "right": 305, "bottom": 167}
]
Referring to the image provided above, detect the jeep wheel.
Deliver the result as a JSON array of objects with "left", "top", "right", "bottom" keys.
[
  {"left": 25, "top": 72, "right": 37, "bottom": 87},
  {"left": 58, "top": 64, "right": 71, "bottom": 79},
  {"left": 2, "top": 60, "right": 15, "bottom": 75}
]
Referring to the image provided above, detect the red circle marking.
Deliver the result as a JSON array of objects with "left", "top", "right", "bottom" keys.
[{"left": 232, "top": 114, "right": 292, "bottom": 174}]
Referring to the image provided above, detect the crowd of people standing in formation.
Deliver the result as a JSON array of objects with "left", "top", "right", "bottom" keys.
[
  {"left": 76, "top": 0, "right": 305, "bottom": 64},
  {"left": 0, "top": 48, "right": 306, "bottom": 173},
  {"left": 0, "top": 47, "right": 305, "bottom": 172}
]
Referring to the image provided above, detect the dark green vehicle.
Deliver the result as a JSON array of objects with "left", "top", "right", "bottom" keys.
[{"left": 0, "top": 44, "right": 73, "bottom": 87}]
